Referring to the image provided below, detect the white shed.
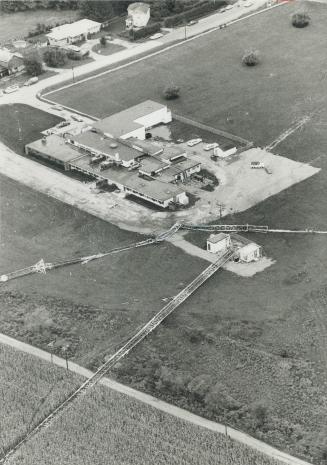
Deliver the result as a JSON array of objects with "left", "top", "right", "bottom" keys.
[
  {"left": 238, "top": 243, "right": 262, "bottom": 262},
  {"left": 207, "top": 233, "right": 231, "bottom": 254}
]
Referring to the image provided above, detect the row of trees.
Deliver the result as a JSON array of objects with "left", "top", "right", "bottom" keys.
[{"left": 0, "top": 1, "right": 79, "bottom": 12}]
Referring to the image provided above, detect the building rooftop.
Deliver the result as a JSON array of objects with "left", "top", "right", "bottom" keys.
[
  {"left": 47, "top": 19, "right": 101, "bottom": 41},
  {"left": 71, "top": 131, "right": 140, "bottom": 162},
  {"left": 161, "top": 145, "right": 186, "bottom": 160},
  {"left": 71, "top": 156, "right": 184, "bottom": 202},
  {"left": 93, "top": 100, "right": 167, "bottom": 137},
  {"left": 240, "top": 243, "right": 261, "bottom": 254},
  {"left": 26, "top": 134, "right": 81, "bottom": 163},
  {"left": 127, "top": 138, "right": 163, "bottom": 156},
  {"left": 139, "top": 157, "right": 169, "bottom": 174},
  {"left": 208, "top": 233, "right": 229, "bottom": 244}
]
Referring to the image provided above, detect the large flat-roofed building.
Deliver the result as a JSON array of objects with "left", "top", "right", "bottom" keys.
[
  {"left": 67, "top": 131, "right": 142, "bottom": 168},
  {"left": 92, "top": 101, "right": 172, "bottom": 141},
  {"left": 47, "top": 19, "right": 101, "bottom": 46},
  {"left": 70, "top": 155, "right": 188, "bottom": 208},
  {"left": 25, "top": 134, "right": 81, "bottom": 170}
]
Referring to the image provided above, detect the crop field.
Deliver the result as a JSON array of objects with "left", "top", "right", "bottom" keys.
[
  {"left": 0, "top": 344, "right": 283, "bottom": 465},
  {"left": 0, "top": 343, "right": 81, "bottom": 453}
]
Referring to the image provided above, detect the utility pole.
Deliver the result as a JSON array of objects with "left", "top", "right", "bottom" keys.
[{"left": 217, "top": 203, "right": 226, "bottom": 219}]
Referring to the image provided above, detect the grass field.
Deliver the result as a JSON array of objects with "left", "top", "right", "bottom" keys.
[{"left": 0, "top": 344, "right": 284, "bottom": 465}]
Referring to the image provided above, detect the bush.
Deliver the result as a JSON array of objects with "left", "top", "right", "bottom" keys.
[
  {"left": 242, "top": 49, "right": 260, "bottom": 67},
  {"left": 129, "top": 23, "right": 161, "bottom": 41},
  {"left": 163, "top": 84, "right": 180, "bottom": 100},
  {"left": 43, "top": 48, "right": 67, "bottom": 67},
  {"left": 251, "top": 402, "right": 269, "bottom": 427},
  {"left": 100, "top": 35, "right": 107, "bottom": 47},
  {"left": 23, "top": 50, "right": 43, "bottom": 76},
  {"left": 292, "top": 12, "right": 310, "bottom": 28}
]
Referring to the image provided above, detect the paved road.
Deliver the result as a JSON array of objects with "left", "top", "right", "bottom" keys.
[
  {"left": 0, "top": 0, "right": 283, "bottom": 114},
  {"left": 0, "top": 332, "right": 312, "bottom": 465}
]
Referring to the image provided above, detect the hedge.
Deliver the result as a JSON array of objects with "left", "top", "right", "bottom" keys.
[
  {"left": 129, "top": 22, "right": 161, "bottom": 40},
  {"left": 164, "top": 0, "right": 226, "bottom": 27}
]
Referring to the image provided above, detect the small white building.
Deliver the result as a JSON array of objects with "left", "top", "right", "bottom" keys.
[
  {"left": 238, "top": 243, "right": 262, "bottom": 262},
  {"left": 47, "top": 19, "right": 101, "bottom": 46},
  {"left": 207, "top": 233, "right": 232, "bottom": 254},
  {"left": 213, "top": 145, "right": 237, "bottom": 158},
  {"left": 126, "top": 2, "right": 150, "bottom": 29}
]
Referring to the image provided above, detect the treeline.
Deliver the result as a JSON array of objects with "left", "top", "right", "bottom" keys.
[{"left": 0, "top": 1, "right": 79, "bottom": 12}]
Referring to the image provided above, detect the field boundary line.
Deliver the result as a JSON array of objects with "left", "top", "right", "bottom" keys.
[
  {"left": 0, "top": 333, "right": 312, "bottom": 465},
  {"left": 266, "top": 115, "right": 311, "bottom": 151},
  {"left": 42, "top": 2, "right": 287, "bottom": 103},
  {"left": 173, "top": 113, "right": 252, "bottom": 146}
]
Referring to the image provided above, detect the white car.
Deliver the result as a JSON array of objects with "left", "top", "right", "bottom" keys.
[
  {"left": 204, "top": 142, "right": 219, "bottom": 151},
  {"left": 220, "top": 4, "right": 234, "bottom": 12},
  {"left": 243, "top": 1, "right": 253, "bottom": 6},
  {"left": 24, "top": 76, "right": 38, "bottom": 86},
  {"left": 4, "top": 85, "right": 19, "bottom": 94},
  {"left": 149, "top": 33, "right": 164, "bottom": 40},
  {"left": 187, "top": 138, "right": 202, "bottom": 147},
  {"left": 71, "top": 114, "right": 84, "bottom": 122}
]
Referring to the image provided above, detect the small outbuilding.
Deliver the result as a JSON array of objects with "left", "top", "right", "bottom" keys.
[
  {"left": 207, "top": 233, "right": 232, "bottom": 254},
  {"left": 238, "top": 243, "right": 262, "bottom": 262},
  {"left": 126, "top": 3, "right": 150, "bottom": 29}
]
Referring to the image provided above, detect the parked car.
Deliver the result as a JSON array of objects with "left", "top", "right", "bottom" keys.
[
  {"left": 220, "top": 4, "right": 234, "bottom": 12},
  {"left": 0, "top": 90, "right": 3, "bottom": 97},
  {"left": 187, "top": 138, "right": 202, "bottom": 147},
  {"left": 187, "top": 20, "right": 198, "bottom": 26},
  {"left": 24, "top": 76, "right": 38, "bottom": 86},
  {"left": 100, "top": 160, "right": 112, "bottom": 171},
  {"left": 57, "top": 121, "right": 70, "bottom": 129},
  {"left": 149, "top": 33, "right": 164, "bottom": 40},
  {"left": 204, "top": 142, "right": 219, "bottom": 151},
  {"left": 251, "top": 161, "right": 265, "bottom": 169},
  {"left": 243, "top": 1, "right": 253, "bottom": 6},
  {"left": 4, "top": 85, "right": 19, "bottom": 94},
  {"left": 71, "top": 114, "right": 84, "bottom": 122}
]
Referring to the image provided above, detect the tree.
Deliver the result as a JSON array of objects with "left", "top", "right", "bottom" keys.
[
  {"left": 100, "top": 35, "right": 107, "bottom": 47},
  {"left": 242, "top": 49, "right": 260, "bottom": 67},
  {"left": 163, "top": 84, "right": 180, "bottom": 100},
  {"left": 292, "top": 12, "right": 310, "bottom": 28},
  {"left": 43, "top": 48, "right": 66, "bottom": 67},
  {"left": 23, "top": 50, "right": 43, "bottom": 76},
  {"left": 79, "top": 1, "right": 114, "bottom": 21}
]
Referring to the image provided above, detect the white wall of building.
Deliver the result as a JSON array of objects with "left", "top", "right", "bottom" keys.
[
  {"left": 136, "top": 108, "right": 172, "bottom": 130},
  {"left": 207, "top": 235, "right": 231, "bottom": 254}
]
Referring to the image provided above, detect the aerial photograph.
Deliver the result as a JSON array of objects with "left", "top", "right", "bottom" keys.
[{"left": 0, "top": 0, "right": 326, "bottom": 464}]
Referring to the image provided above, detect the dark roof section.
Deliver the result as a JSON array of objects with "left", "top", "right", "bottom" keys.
[{"left": 25, "top": 134, "right": 81, "bottom": 163}]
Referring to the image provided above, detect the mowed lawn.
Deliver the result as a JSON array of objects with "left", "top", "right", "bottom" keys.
[{"left": 48, "top": 1, "right": 327, "bottom": 147}]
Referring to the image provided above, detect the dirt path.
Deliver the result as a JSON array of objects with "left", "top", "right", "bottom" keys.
[{"left": 0, "top": 333, "right": 312, "bottom": 465}]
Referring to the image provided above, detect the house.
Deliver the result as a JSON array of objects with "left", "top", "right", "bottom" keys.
[
  {"left": 66, "top": 131, "right": 142, "bottom": 168},
  {"left": 238, "top": 243, "right": 262, "bottom": 262},
  {"left": 126, "top": 2, "right": 150, "bottom": 29},
  {"left": 207, "top": 233, "right": 232, "bottom": 254},
  {"left": 92, "top": 101, "right": 172, "bottom": 141},
  {"left": 47, "top": 19, "right": 101, "bottom": 46},
  {"left": 0, "top": 49, "right": 24, "bottom": 78}
]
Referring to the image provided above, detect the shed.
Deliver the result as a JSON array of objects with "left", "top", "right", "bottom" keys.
[
  {"left": 238, "top": 243, "right": 262, "bottom": 262},
  {"left": 207, "top": 233, "right": 231, "bottom": 254}
]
